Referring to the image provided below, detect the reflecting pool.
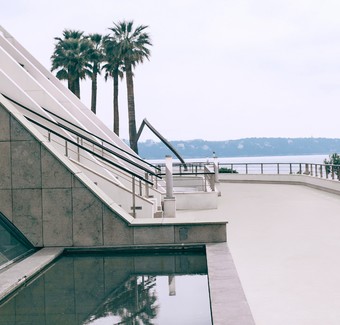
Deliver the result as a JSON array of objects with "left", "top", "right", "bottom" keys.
[{"left": 0, "top": 250, "right": 212, "bottom": 324}]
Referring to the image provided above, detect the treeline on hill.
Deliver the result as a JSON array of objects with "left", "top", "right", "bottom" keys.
[{"left": 137, "top": 138, "right": 340, "bottom": 159}]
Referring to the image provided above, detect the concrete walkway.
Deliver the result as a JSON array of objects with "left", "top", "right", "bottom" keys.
[
  {"left": 180, "top": 182, "right": 340, "bottom": 325},
  {"left": 0, "top": 248, "right": 64, "bottom": 302}
]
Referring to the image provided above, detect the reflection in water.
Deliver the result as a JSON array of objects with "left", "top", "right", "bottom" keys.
[
  {"left": 85, "top": 275, "right": 159, "bottom": 325},
  {"left": 0, "top": 251, "right": 211, "bottom": 325}
]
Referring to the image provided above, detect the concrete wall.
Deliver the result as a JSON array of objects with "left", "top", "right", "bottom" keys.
[
  {"left": 175, "top": 191, "right": 218, "bottom": 210},
  {"left": 0, "top": 103, "right": 226, "bottom": 247}
]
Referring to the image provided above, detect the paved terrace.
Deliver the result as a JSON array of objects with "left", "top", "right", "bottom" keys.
[
  {"left": 180, "top": 180, "right": 340, "bottom": 325},
  {"left": 2, "top": 178, "right": 340, "bottom": 324}
]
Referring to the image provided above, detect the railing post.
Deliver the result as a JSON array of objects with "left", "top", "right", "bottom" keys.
[
  {"left": 139, "top": 179, "right": 142, "bottom": 196},
  {"left": 48, "top": 132, "right": 51, "bottom": 142},
  {"left": 320, "top": 165, "right": 323, "bottom": 178},
  {"left": 315, "top": 164, "right": 318, "bottom": 177},
  {"left": 65, "top": 140, "right": 68, "bottom": 157},
  {"left": 289, "top": 163, "right": 292, "bottom": 174},
  {"left": 277, "top": 163, "right": 280, "bottom": 174},
  {"left": 145, "top": 173, "right": 150, "bottom": 198},
  {"left": 164, "top": 155, "right": 176, "bottom": 218},
  {"left": 132, "top": 176, "right": 136, "bottom": 218},
  {"left": 77, "top": 137, "right": 80, "bottom": 162},
  {"left": 214, "top": 156, "right": 219, "bottom": 183},
  {"left": 304, "top": 164, "right": 309, "bottom": 175},
  {"left": 246, "top": 164, "right": 248, "bottom": 174},
  {"left": 261, "top": 163, "right": 263, "bottom": 174}
]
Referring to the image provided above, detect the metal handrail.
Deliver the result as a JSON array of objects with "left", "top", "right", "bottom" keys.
[
  {"left": 1, "top": 93, "right": 160, "bottom": 172},
  {"left": 217, "top": 162, "right": 340, "bottom": 180},
  {"left": 42, "top": 106, "right": 159, "bottom": 171},
  {"left": 156, "top": 162, "right": 216, "bottom": 192},
  {"left": 25, "top": 116, "right": 154, "bottom": 185}
]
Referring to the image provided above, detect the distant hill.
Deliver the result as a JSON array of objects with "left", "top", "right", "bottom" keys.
[{"left": 136, "top": 138, "right": 340, "bottom": 159}]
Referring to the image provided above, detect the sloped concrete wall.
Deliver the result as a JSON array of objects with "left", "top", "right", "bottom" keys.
[
  {"left": 0, "top": 103, "right": 135, "bottom": 247},
  {"left": 0, "top": 103, "right": 226, "bottom": 247}
]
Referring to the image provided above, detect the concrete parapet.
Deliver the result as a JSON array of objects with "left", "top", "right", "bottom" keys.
[{"left": 219, "top": 173, "right": 340, "bottom": 195}]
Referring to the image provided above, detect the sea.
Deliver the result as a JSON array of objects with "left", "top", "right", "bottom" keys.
[{"left": 151, "top": 154, "right": 330, "bottom": 165}]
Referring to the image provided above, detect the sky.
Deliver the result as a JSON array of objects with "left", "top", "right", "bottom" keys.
[{"left": 1, "top": 0, "right": 340, "bottom": 141}]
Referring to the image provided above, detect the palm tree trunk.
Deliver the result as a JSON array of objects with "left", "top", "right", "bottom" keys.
[
  {"left": 67, "top": 74, "right": 73, "bottom": 92},
  {"left": 74, "top": 77, "right": 81, "bottom": 99},
  {"left": 125, "top": 61, "right": 138, "bottom": 154},
  {"left": 91, "top": 72, "right": 97, "bottom": 114},
  {"left": 113, "top": 70, "right": 119, "bottom": 136}
]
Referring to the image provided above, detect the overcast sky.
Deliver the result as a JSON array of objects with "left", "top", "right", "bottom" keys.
[{"left": 1, "top": 0, "right": 340, "bottom": 141}]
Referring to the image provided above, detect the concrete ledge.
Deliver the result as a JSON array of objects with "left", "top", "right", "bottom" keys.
[
  {"left": 130, "top": 223, "right": 227, "bottom": 244},
  {"left": 175, "top": 191, "right": 218, "bottom": 210},
  {"left": 206, "top": 243, "right": 255, "bottom": 325},
  {"left": 0, "top": 247, "right": 64, "bottom": 302},
  {"left": 219, "top": 173, "right": 340, "bottom": 195}
]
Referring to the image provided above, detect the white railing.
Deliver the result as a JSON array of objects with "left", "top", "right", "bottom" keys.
[{"left": 218, "top": 162, "right": 340, "bottom": 180}]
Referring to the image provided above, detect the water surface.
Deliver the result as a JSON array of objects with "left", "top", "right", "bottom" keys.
[{"left": 0, "top": 251, "right": 211, "bottom": 325}]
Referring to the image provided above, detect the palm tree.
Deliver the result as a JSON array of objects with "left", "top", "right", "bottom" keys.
[
  {"left": 102, "top": 35, "right": 124, "bottom": 135},
  {"left": 109, "top": 21, "right": 152, "bottom": 154},
  {"left": 51, "top": 29, "right": 91, "bottom": 99},
  {"left": 87, "top": 33, "right": 104, "bottom": 114}
]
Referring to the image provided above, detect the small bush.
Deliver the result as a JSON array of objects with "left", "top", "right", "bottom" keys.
[
  {"left": 219, "top": 167, "right": 238, "bottom": 174},
  {"left": 324, "top": 153, "right": 340, "bottom": 178}
]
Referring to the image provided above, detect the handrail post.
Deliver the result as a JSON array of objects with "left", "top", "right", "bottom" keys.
[
  {"left": 261, "top": 163, "right": 263, "bottom": 174},
  {"left": 214, "top": 156, "right": 219, "bottom": 183},
  {"left": 145, "top": 173, "right": 150, "bottom": 198},
  {"left": 65, "top": 140, "right": 68, "bottom": 157},
  {"left": 132, "top": 176, "right": 136, "bottom": 218},
  {"left": 164, "top": 155, "right": 176, "bottom": 218},
  {"left": 77, "top": 137, "right": 80, "bottom": 162},
  {"left": 304, "top": 164, "right": 309, "bottom": 175},
  {"left": 289, "top": 163, "right": 292, "bottom": 174},
  {"left": 246, "top": 164, "right": 248, "bottom": 174},
  {"left": 139, "top": 179, "right": 142, "bottom": 196},
  {"left": 48, "top": 132, "right": 51, "bottom": 142},
  {"left": 277, "top": 163, "right": 280, "bottom": 174},
  {"left": 320, "top": 165, "right": 323, "bottom": 178}
]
